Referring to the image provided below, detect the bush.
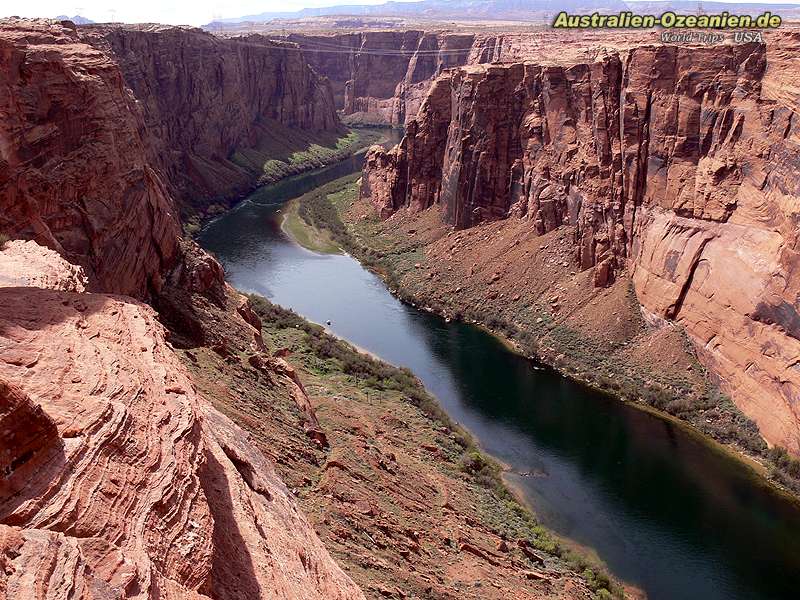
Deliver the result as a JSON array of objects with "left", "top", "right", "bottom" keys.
[
  {"left": 644, "top": 386, "right": 673, "bottom": 410},
  {"left": 248, "top": 293, "right": 463, "bottom": 435},
  {"left": 459, "top": 450, "right": 508, "bottom": 495},
  {"left": 0, "top": 233, "right": 9, "bottom": 250},
  {"left": 665, "top": 397, "right": 692, "bottom": 415},
  {"left": 767, "top": 446, "right": 800, "bottom": 480}
]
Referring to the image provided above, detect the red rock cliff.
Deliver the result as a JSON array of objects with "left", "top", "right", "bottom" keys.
[
  {"left": 0, "top": 21, "right": 364, "bottom": 597},
  {"left": 84, "top": 25, "right": 339, "bottom": 207},
  {"left": 0, "top": 19, "right": 339, "bottom": 298},
  {"left": 0, "top": 19, "right": 180, "bottom": 298},
  {"left": 287, "top": 30, "right": 537, "bottom": 125},
  {"left": 361, "top": 36, "right": 800, "bottom": 453}
]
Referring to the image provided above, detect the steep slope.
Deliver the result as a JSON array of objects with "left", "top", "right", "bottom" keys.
[
  {"left": 285, "top": 30, "right": 549, "bottom": 125},
  {"left": 82, "top": 25, "right": 339, "bottom": 209},
  {"left": 283, "top": 29, "right": 655, "bottom": 126},
  {"left": 0, "top": 19, "right": 340, "bottom": 299},
  {"left": 0, "top": 19, "right": 180, "bottom": 298},
  {"left": 0, "top": 18, "right": 366, "bottom": 599},
  {"left": 360, "top": 35, "right": 800, "bottom": 454},
  {"left": 0, "top": 240, "right": 365, "bottom": 600}
]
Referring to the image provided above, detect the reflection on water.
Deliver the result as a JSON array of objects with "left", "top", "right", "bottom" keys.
[{"left": 199, "top": 154, "right": 800, "bottom": 600}]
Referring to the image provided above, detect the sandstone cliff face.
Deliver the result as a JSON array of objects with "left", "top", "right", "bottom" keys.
[
  {"left": 0, "top": 19, "right": 340, "bottom": 298},
  {"left": 286, "top": 29, "right": 658, "bottom": 126},
  {"left": 0, "top": 239, "right": 365, "bottom": 600},
  {"left": 361, "top": 36, "right": 800, "bottom": 453},
  {"left": 0, "top": 19, "right": 180, "bottom": 298},
  {"left": 0, "top": 18, "right": 364, "bottom": 599},
  {"left": 287, "top": 30, "right": 531, "bottom": 125},
  {"left": 84, "top": 25, "right": 339, "bottom": 207}
]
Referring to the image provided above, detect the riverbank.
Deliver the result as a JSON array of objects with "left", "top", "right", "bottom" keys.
[
  {"left": 281, "top": 197, "right": 341, "bottom": 254},
  {"left": 284, "top": 173, "right": 800, "bottom": 503},
  {"left": 178, "top": 292, "right": 624, "bottom": 599},
  {"left": 184, "top": 126, "right": 392, "bottom": 236}
]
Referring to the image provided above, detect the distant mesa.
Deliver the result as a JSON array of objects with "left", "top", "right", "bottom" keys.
[{"left": 55, "top": 14, "right": 94, "bottom": 24}]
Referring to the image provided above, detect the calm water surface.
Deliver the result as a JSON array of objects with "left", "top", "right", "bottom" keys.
[{"left": 199, "top": 151, "right": 800, "bottom": 600}]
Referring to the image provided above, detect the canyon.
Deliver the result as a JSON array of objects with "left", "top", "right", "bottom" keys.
[
  {"left": 3, "top": 11, "right": 800, "bottom": 600},
  {"left": 359, "top": 30, "right": 800, "bottom": 458},
  {"left": 0, "top": 18, "right": 363, "bottom": 600},
  {"left": 284, "top": 29, "right": 655, "bottom": 126},
  {"left": 0, "top": 19, "right": 339, "bottom": 298},
  {"left": 0, "top": 17, "right": 605, "bottom": 600}
]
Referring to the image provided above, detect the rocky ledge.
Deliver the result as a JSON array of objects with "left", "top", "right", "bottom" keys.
[{"left": 0, "top": 239, "right": 366, "bottom": 600}]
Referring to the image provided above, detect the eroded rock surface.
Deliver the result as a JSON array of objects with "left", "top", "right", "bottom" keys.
[
  {"left": 0, "top": 19, "right": 340, "bottom": 297},
  {"left": 361, "top": 34, "right": 800, "bottom": 453},
  {"left": 83, "top": 25, "right": 339, "bottom": 207},
  {"left": 287, "top": 30, "right": 547, "bottom": 125},
  {"left": 0, "top": 19, "right": 180, "bottom": 298},
  {"left": 0, "top": 241, "right": 365, "bottom": 600}
]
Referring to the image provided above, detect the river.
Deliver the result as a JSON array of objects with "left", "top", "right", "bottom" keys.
[{"left": 198, "top": 145, "right": 800, "bottom": 600}]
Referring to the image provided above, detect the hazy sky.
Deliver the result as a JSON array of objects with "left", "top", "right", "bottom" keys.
[
  {"left": 0, "top": 0, "right": 788, "bottom": 26},
  {"left": 0, "top": 0, "right": 409, "bottom": 26}
]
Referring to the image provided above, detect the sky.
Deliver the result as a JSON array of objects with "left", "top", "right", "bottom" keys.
[
  {"left": 0, "top": 0, "right": 790, "bottom": 27},
  {"left": 0, "top": 0, "right": 410, "bottom": 26}
]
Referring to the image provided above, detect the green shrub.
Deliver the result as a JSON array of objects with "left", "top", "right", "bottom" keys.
[{"left": 666, "top": 397, "right": 692, "bottom": 415}]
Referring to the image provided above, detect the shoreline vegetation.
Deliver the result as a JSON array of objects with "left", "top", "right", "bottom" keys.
[
  {"left": 282, "top": 171, "right": 800, "bottom": 505},
  {"left": 281, "top": 198, "right": 341, "bottom": 254},
  {"left": 246, "top": 294, "right": 625, "bottom": 599},
  {"left": 183, "top": 125, "right": 389, "bottom": 236}
]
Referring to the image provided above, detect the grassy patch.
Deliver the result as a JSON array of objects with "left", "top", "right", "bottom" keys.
[
  {"left": 281, "top": 199, "right": 341, "bottom": 254},
  {"left": 230, "top": 125, "right": 383, "bottom": 186},
  {"left": 184, "top": 126, "right": 388, "bottom": 236},
  {"left": 248, "top": 294, "right": 468, "bottom": 444},
  {"left": 293, "top": 175, "right": 361, "bottom": 252}
]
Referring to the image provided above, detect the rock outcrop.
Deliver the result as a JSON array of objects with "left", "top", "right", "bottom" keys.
[
  {"left": 0, "top": 19, "right": 180, "bottom": 298},
  {"left": 286, "top": 29, "right": 659, "bottom": 126},
  {"left": 0, "top": 18, "right": 364, "bottom": 599},
  {"left": 0, "top": 240, "right": 365, "bottom": 600},
  {"left": 360, "top": 35, "right": 800, "bottom": 453}
]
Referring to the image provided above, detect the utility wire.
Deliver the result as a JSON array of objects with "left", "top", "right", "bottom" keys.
[{"left": 258, "top": 35, "right": 499, "bottom": 56}]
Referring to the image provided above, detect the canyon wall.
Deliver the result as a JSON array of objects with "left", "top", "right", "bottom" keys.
[
  {"left": 0, "top": 19, "right": 180, "bottom": 298},
  {"left": 286, "top": 29, "right": 654, "bottom": 126},
  {"left": 0, "top": 19, "right": 339, "bottom": 298},
  {"left": 84, "top": 25, "right": 339, "bottom": 208},
  {"left": 361, "top": 36, "right": 800, "bottom": 453},
  {"left": 0, "top": 18, "right": 364, "bottom": 598},
  {"left": 287, "top": 30, "right": 533, "bottom": 125}
]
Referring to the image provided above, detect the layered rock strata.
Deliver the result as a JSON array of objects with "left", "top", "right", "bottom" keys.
[
  {"left": 0, "top": 18, "right": 364, "bottom": 599},
  {"left": 285, "top": 29, "right": 657, "bottom": 126},
  {"left": 361, "top": 36, "right": 800, "bottom": 453},
  {"left": 0, "top": 19, "right": 180, "bottom": 297},
  {"left": 0, "top": 19, "right": 339, "bottom": 298},
  {"left": 0, "top": 240, "right": 365, "bottom": 600},
  {"left": 83, "top": 25, "right": 339, "bottom": 207},
  {"left": 287, "top": 30, "right": 530, "bottom": 125}
]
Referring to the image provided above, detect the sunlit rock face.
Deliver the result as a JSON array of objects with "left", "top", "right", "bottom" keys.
[
  {"left": 0, "top": 19, "right": 364, "bottom": 600},
  {"left": 362, "top": 35, "right": 800, "bottom": 453}
]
